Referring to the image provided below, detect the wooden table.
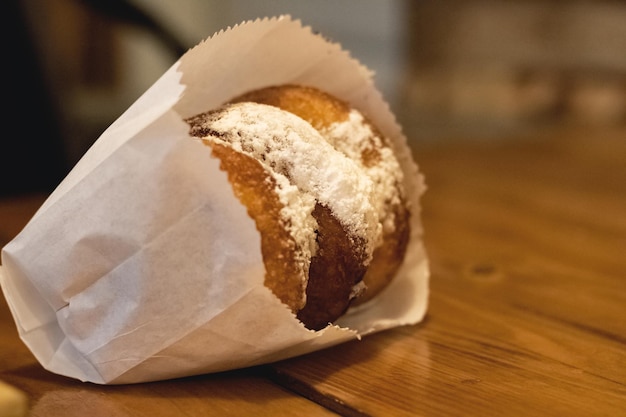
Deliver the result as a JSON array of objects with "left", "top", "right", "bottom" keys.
[{"left": 1, "top": 128, "right": 625, "bottom": 416}]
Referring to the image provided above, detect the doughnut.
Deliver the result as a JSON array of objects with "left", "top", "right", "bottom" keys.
[
  {"left": 185, "top": 85, "right": 410, "bottom": 329},
  {"left": 232, "top": 85, "right": 410, "bottom": 305}
]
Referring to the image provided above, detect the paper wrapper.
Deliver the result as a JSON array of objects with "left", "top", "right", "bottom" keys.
[{"left": 0, "top": 16, "right": 428, "bottom": 384}]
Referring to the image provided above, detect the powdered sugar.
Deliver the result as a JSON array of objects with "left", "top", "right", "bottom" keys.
[
  {"left": 321, "top": 110, "right": 405, "bottom": 234},
  {"left": 190, "top": 102, "right": 381, "bottom": 263}
]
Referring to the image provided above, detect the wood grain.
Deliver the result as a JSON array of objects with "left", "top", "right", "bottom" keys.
[
  {"left": 0, "top": 295, "right": 337, "bottom": 416},
  {"left": 270, "top": 128, "right": 626, "bottom": 416},
  {"left": 1, "top": 128, "right": 625, "bottom": 416}
]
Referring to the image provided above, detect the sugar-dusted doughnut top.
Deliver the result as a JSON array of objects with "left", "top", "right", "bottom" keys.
[
  {"left": 230, "top": 85, "right": 411, "bottom": 307},
  {"left": 233, "top": 84, "right": 405, "bottom": 236},
  {"left": 186, "top": 102, "right": 382, "bottom": 263}
]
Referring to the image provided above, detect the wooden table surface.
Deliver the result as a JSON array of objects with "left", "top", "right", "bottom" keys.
[{"left": 1, "top": 128, "right": 625, "bottom": 416}]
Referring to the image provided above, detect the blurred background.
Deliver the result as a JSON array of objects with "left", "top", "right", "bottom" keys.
[{"left": 4, "top": 0, "right": 626, "bottom": 196}]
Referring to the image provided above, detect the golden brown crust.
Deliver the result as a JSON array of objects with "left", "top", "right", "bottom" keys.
[
  {"left": 208, "top": 141, "right": 367, "bottom": 330},
  {"left": 297, "top": 204, "right": 367, "bottom": 330},
  {"left": 356, "top": 201, "right": 410, "bottom": 304},
  {"left": 186, "top": 84, "right": 409, "bottom": 329},
  {"left": 188, "top": 103, "right": 371, "bottom": 330},
  {"left": 234, "top": 84, "right": 410, "bottom": 305},
  {"left": 233, "top": 85, "right": 351, "bottom": 131},
  {"left": 207, "top": 142, "right": 307, "bottom": 313}
]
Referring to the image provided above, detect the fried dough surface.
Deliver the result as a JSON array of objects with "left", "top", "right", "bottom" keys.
[
  {"left": 187, "top": 101, "right": 378, "bottom": 329},
  {"left": 185, "top": 84, "right": 409, "bottom": 329},
  {"left": 208, "top": 142, "right": 307, "bottom": 313},
  {"left": 234, "top": 85, "right": 410, "bottom": 304}
]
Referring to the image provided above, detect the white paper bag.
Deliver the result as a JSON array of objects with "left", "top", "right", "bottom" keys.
[{"left": 0, "top": 16, "right": 428, "bottom": 384}]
